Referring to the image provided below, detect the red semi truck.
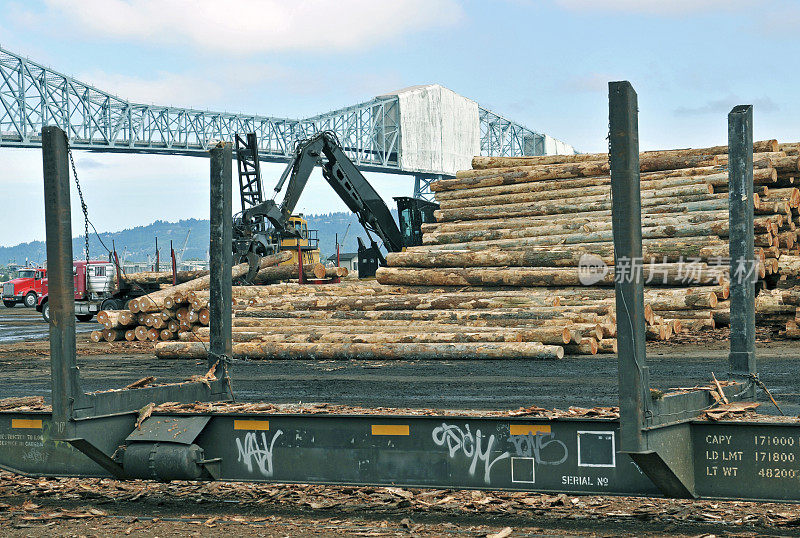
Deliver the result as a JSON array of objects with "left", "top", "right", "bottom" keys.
[
  {"left": 2, "top": 267, "right": 47, "bottom": 308},
  {"left": 36, "top": 260, "right": 161, "bottom": 322}
]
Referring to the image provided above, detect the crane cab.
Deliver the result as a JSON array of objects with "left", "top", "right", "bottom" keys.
[
  {"left": 278, "top": 215, "right": 320, "bottom": 266},
  {"left": 394, "top": 197, "right": 440, "bottom": 248}
]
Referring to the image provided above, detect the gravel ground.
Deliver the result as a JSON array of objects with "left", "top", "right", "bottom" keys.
[
  {"left": 0, "top": 325, "right": 796, "bottom": 414},
  {"left": 2, "top": 306, "right": 800, "bottom": 536},
  {"left": 3, "top": 471, "right": 800, "bottom": 537}
]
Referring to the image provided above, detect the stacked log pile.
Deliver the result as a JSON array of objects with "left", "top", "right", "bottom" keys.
[
  {"left": 103, "top": 140, "right": 800, "bottom": 360},
  {"left": 375, "top": 140, "right": 800, "bottom": 350},
  {"left": 770, "top": 255, "right": 800, "bottom": 338},
  {"left": 120, "top": 270, "right": 209, "bottom": 286},
  {"left": 93, "top": 251, "right": 294, "bottom": 343},
  {"left": 155, "top": 283, "right": 583, "bottom": 359}
]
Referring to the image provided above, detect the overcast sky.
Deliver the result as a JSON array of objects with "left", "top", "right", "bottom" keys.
[{"left": 1, "top": 0, "right": 798, "bottom": 246}]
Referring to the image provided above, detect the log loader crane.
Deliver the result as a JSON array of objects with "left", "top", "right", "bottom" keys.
[{"left": 233, "top": 131, "right": 438, "bottom": 277}]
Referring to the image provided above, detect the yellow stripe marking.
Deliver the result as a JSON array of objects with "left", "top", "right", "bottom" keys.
[
  {"left": 12, "top": 418, "right": 42, "bottom": 429},
  {"left": 510, "top": 424, "right": 551, "bottom": 435},
  {"left": 371, "top": 424, "right": 410, "bottom": 436},
  {"left": 234, "top": 419, "right": 270, "bottom": 431}
]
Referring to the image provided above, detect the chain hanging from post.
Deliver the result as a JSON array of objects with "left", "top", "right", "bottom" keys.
[
  {"left": 64, "top": 132, "right": 90, "bottom": 265},
  {"left": 63, "top": 133, "right": 112, "bottom": 265}
]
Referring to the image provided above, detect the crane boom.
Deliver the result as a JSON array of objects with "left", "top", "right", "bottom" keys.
[
  {"left": 178, "top": 229, "right": 191, "bottom": 264},
  {"left": 241, "top": 131, "right": 405, "bottom": 252}
]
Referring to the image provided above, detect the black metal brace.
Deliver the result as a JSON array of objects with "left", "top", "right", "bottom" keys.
[
  {"left": 40, "top": 127, "right": 233, "bottom": 477},
  {"left": 608, "top": 84, "right": 759, "bottom": 498}
]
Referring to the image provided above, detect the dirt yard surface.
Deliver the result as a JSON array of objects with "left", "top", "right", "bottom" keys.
[
  {"left": 3, "top": 471, "right": 800, "bottom": 537},
  {"left": 0, "top": 323, "right": 797, "bottom": 414},
  {"left": 0, "top": 305, "right": 97, "bottom": 343}
]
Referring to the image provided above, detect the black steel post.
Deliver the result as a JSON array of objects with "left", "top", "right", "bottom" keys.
[
  {"left": 609, "top": 81, "right": 650, "bottom": 452},
  {"left": 728, "top": 105, "right": 756, "bottom": 379},
  {"left": 41, "top": 126, "right": 82, "bottom": 426},
  {"left": 209, "top": 143, "right": 233, "bottom": 368}
]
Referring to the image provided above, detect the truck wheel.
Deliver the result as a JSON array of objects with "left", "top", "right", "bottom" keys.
[
  {"left": 23, "top": 292, "right": 37, "bottom": 308},
  {"left": 41, "top": 302, "right": 50, "bottom": 322},
  {"left": 101, "top": 298, "right": 122, "bottom": 311},
  {"left": 3, "top": 300, "right": 15, "bottom": 308},
  {"left": 76, "top": 314, "right": 94, "bottom": 322}
]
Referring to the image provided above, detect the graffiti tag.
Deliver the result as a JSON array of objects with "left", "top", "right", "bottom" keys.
[
  {"left": 236, "top": 430, "right": 283, "bottom": 477},
  {"left": 432, "top": 422, "right": 509, "bottom": 484},
  {"left": 508, "top": 432, "right": 568, "bottom": 465}
]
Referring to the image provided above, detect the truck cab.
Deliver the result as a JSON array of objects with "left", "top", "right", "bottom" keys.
[
  {"left": 37, "top": 260, "right": 117, "bottom": 322},
  {"left": 2, "top": 267, "right": 46, "bottom": 308}
]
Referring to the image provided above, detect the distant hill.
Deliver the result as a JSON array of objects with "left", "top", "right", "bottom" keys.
[
  {"left": 0, "top": 212, "right": 394, "bottom": 266},
  {"left": 305, "top": 211, "right": 398, "bottom": 260}
]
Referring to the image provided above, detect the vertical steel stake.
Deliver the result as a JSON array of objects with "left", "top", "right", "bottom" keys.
[
  {"left": 728, "top": 105, "right": 757, "bottom": 380},
  {"left": 42, "top": 126, "right": 81, "bottom": 425},
  {"left": 609, "top": 81, "right": 650, "bottom": 452},
  {"left": 298, "top": 241, "right": 304, "bottom": 285},
  {"left": 170, "top": 240, "right": 177, "bottom": 286},
  {"left": 209, "top": 143, "right": 232, "bottom": 369}
]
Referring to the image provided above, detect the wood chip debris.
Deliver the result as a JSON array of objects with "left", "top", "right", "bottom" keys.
[
  {"left": 135, "top": 402, "right": 154, "bottom": 430},
  {"left": 3, "top": 470, "right": 800, "bottom": 532},
  {"left": 123, "top": 376, "right": 157, "bottom": 390},
  {"left": 0, "top": 395, "right": 791, "bottom": 423},
  {"left": 185, "top": 361, "right": 218, "bottom": 388},
  {"left": 701, "top": 401, "right": 760, "bottom": 421},
  {"left": 0, "top": 396, "right": 46, "bottom": 411}
]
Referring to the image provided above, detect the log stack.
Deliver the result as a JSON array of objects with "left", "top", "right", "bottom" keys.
[
  {"left": 376, "top": 140, "right": 800, "bottom": 350},
  {"left": 106, "top": 140, "right": 800, "bottom": 360},
  {"left": 95, "top": 251, "right": 293, "bottom": 343},
  {"left": 154, "top": 282, "right": 609, "bottom": 359}
]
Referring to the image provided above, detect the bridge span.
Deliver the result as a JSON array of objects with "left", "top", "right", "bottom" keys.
[{"left": 0, "top": 46, "right": 574, "bottom": 197}]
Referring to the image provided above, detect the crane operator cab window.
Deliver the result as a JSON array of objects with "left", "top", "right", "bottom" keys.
[
  {"left": 399, "top": 208, "right": 414, "bottom": 243},
  {"left": 292, "top": 220, "right": 307, "bottom": 239}
]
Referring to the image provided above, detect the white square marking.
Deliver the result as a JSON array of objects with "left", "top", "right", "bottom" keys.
[
  {"left": 577, "top": 430, "right": 616, "bottom": 468},
  {"left": 510, "top": 456, "right": 536, "bottom": 483}
]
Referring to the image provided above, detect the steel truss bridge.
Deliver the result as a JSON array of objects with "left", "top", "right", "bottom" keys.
[{"left": 0, "top": 45, "right": 568, "bottom": 197}]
